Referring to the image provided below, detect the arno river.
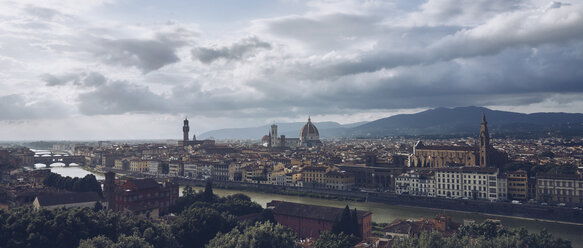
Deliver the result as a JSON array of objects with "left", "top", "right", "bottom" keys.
[{"left": 49, "top": 166, "right": 583, "bottom": 247}]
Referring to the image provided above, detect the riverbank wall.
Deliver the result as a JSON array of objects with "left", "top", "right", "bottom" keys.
[
  {"left": 171, "top": 177, "right": 583, "bottom": 224},
  {"left": 367, "top": 193, "right": 583, "bottom": 224}
]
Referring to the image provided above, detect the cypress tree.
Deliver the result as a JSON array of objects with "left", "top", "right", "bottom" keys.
[
  {"left": 340, "top": 205, "right": 351, "bottom": 234},
  {"left": 351, "top": 208, "right": 360, "bottom": 238},
  {"left": 203, "top": 181, "right": 214, "bottom": 202},
  {"left": 332, "top": 216, "right": 341, "bottom": 234}
]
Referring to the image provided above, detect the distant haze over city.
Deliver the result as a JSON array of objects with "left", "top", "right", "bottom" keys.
[{"left": 1, "top": 1, "right": 582, "bottom": 140}]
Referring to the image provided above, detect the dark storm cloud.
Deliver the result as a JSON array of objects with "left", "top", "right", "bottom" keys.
[
  {"left": 192, "top": 37, "right": 271, "bottom": 64},
  {"left": 255, "top": 1, "right": 583, "bottom": 79},
  {"left": 82, "top": 72, "right": 107, "bottom": 87},
  {"left": 0, "top": 94, "right": 70, "bottom": 120},
  {"left": 298, "top": 19, "right": 583, "bottom": 80},
  {"left": 155, "top": 23, "right": 200, "bottom": 47},
  {"left": 41, "top": 73, "right": 76, "bottom": 86},
  {"left": 78, "top": 80, "right": 169, "bottom": 115},
  {"left": 301, "top": 45, "right": 583, "bottom": 110},
  {"left": 94, "top": 38, "right": 179, "bottom": 73},
  {"left": 41, "top": 72, "right": 106, "bottom": 87},
  {"left": 261, "top": 13, "right": 382, "bottom": 49}
]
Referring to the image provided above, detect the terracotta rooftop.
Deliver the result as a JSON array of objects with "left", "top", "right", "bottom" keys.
[
  {"left": 416, "top": 145, "right": 476, "bottom": 151},
  {"left": 121, "top": 178, "right": 161, "bottom": 191},
  {"left": 267, "top": 200, "right": 371, "bottom": 222},
  {"left": 36, "top": 192, "right": 101, "bottom": 207},
  {"left": 302, "top": 166, "right": 328, "bottom": 171}
]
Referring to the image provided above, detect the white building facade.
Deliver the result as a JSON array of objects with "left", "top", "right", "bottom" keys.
[
  {"left": 395, "top": 171, "right": 435, "bottom": 197},
  {"left": 435, "top": 167, "right": 506, "bottom": 201}
]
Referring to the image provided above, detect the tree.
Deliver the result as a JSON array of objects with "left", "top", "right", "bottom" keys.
[
  {"left": 182, "top": 185, "right": 195, "bottom": 197},
  {"left": 93, "top": 201, "right": 103, "bottom": 211},
  {"left": 351, "top": 208, "right": 360, "bottom": 238},
  {"left": 339, "top": 205, "right": 352, "bottom": 233},
  {"left": 391, "top": 222, "right": 572, "bottom": 248},
  {"left": 171, "top": 207, "right": 237, "bottom": 248},
  {"left": 42, "top": 173, "right": 102, "bottom": 195},
  {"left": 113, "top": 234, "right": 154, "bottom": 248},
  {"left": 331, "top": 217, "right": 341, "bottom": 234},
  {"left": 391, "top": 231, "right": 444, "bottom": 248},
  {"left": 207, "top": 221, "right": 299, "bottom": 248},
  {"left": 260, "top": 209, "right": 276, "bottom": 224},
  {"left": 0, "top": 207, "right": 175, "bottom": 248},
  {"left": 78, "top": 235, "right": 114, "bottom": 248},
  {"left": 312, "top": 231, "right": 359, "bottom": 248},
  {"left": 331, "top": 205, "right": 359, "bottom": 238},
  {"left": 225, "top": 193, "right": 251, "bottom": 202},
  {"left": 203, "top": 181, "right": 214, "bottom": 202},
  {"left": 79, "top": 235, "right": 154, "bottom": 248}
]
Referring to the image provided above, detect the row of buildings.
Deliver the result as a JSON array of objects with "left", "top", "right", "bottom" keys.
[
  {"left": 395, "top": 167, "right": 508, "bottom": 201},
  {"left": 395, "top": 168, "right": 583, "bottom": 205}
]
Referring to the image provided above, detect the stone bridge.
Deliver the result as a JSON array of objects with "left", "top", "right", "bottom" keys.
[{"left": 34, "top": 155, "right": 86, "bottom": 167}]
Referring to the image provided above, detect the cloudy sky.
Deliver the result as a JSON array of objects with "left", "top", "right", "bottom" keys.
[{"left": 1, "top": 0, "right": 582, "bottom": 140}]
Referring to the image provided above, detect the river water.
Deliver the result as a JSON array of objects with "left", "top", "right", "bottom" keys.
[
  {"left": 48, "top": 166, "right": 582, "bottom": 246},
  {"left": 49, "top": 166, "right": 104, "bottom": 180}
]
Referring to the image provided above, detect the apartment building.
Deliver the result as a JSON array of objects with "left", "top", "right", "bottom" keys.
[
  {"left": 435, "top": 167, "right": 506, "bottom": 201},
  {"left": 395, "top": 171, "right": 436, "bottom": 197},
  {"left": 507, "top": 170, "right": 528, "bottom": 200},
  {"left": 537, "top": 174, "right": 583, "bottom": 204}
]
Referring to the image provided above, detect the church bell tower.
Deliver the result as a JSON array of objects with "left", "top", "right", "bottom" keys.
[
  {"left": 270, "top": 124, "right": 278, "bottom": 147},
  {"left": 479, "top": 113, "right": 490, "bottom": 167},
  {"left": 183, "top": 118, "right": 190, "bottom": 141}
]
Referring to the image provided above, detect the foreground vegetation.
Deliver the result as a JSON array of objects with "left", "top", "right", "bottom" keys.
[
  {"left": 0, "top": 181, "right": 572, "bottom": 248},
  {"left": 43, "top": 172, "right": 102, "bottom": 196},
  {"left": 392, "top": 221, "right": 572, "bottom": 248},
  {"left": 0, "top": 183, "right": 295, "bottom": 248}
]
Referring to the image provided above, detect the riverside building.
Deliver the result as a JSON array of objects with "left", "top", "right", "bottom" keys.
[{"left": 435, "top": 167, "right": 507, "bottom": 201}]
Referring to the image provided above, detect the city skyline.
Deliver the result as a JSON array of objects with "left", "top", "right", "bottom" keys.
[{"left": 1, "top": 0, "right": 582, "bottom": 140}]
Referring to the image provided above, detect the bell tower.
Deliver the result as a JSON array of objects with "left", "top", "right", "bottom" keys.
[
  {"left": 270, "top": 124, "right": 278, "bottom": 147},
  {"left": 183, "top": 118, "right": 190, "bottom": 142},
  {"left": 479, "top": 113, "right": 490, "bottom": 167},
  {"left": 103, "top": 171, "right": 116, "bottom": 210}
]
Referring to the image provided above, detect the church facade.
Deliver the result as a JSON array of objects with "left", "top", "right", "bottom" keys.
[{"left": 409, "top": 113, "right": 494, "bottom": 168}]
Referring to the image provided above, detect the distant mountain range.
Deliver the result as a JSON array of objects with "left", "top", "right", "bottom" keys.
[
  {"left": 200, "top": 107, "right": 583, "bottom": 140},
  {"left": 347, "top": 106, "right": 583, "bottom": 138}
]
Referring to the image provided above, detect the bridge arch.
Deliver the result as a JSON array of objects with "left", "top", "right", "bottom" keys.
[
  {"left": 34, "top": 163, "right": 48, "bottom": 169},
  {"left": 34, "top": 155, "right": 85, "bottom": 167}
]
